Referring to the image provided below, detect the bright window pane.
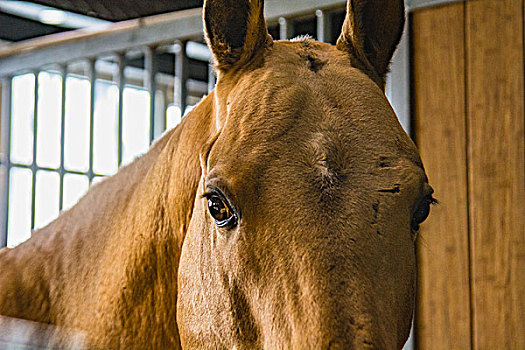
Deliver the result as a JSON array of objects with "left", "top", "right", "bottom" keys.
[
  {"left": 122, "top": 87, "right": 149, "bottom": 165},
  {"left": 11, "top": 74, "right": 35, "bottom": 165},
  {"left": 7, "top": 167, "right": 32, "bottom": 247},
  {"left": 64, "top": 76, "right": 90, "bottom": 172},
  {"left": 92, "top": 176, "right": 106, "bottom": 185},
  {"left": 36, "top": 72, "right": 62, "bottom": 168},
  {"left": 166, "top": 104, "right": 181, "bottom": 130},
  {"left": 63, "top": 173, "right": 89, "bottom": 210},
  {"left": 93, "top": 80, "right": 118, "bottom": 175},
  {"left": 34, "top": 170, "right": 59, "bottom": 229}
]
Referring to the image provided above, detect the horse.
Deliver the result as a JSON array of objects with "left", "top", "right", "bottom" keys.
[{"left": 0, "top": 0, "right": 434, "bottom": 348}]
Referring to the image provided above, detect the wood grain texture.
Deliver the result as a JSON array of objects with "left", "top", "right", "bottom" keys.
[
  {"left": 466, "top": 0, "right": 525, "bottom": 348},
  {"left": 412, "top": 4, "right": 472, "bottom": 349}
]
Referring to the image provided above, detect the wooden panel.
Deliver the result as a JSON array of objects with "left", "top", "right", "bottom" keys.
[
  {"left": 466, "top": 0, "right": 525, "bottom": 348},
  {"left": 412, "top": 4, "right": 472, "bottom": 349}
]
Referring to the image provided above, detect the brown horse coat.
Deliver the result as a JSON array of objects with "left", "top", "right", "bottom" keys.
[{"left": 0, "top": 0, "right": 433, "bottom": 348}]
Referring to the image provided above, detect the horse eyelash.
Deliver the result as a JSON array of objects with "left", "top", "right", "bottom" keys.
[
  {"left": 201, "top": 189, "right": 231, "bottom": 206},
  {"left": 201, "top": 192, "right": 221, "bottom": 201},
  {"left": 202, "top": 186, "right": 222, "bottom": 199}
]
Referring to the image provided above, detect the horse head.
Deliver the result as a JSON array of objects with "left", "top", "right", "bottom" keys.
[{"left": 177, "top": 0, "right": 433, "bottom": 348}]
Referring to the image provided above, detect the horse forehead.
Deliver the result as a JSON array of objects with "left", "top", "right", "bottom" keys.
[
  {"left": 213, "top": 40, "right": 420, "bottom": 172},
  {"left": 225, "top": 67, "right": 399, "bottom": 154},
  {"left": 215, "top": 94, "right": 416, "bottom": 180},
  {"left": 227, "top": 41, "right": 387, "bottom": 122}
]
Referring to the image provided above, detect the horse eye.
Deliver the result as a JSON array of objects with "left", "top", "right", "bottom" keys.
[
  {"left": 411, "top": 197, "right": 435, "bottom": 231},
  {"left": 206, "top": 194, "right": 236, "bottom": 228}
]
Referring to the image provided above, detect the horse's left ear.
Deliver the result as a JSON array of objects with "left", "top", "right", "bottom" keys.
[
  {"left": 204, "top": 0, "right": 271, "bottom": 71},
  {"left": 336, "top": 0, "right": 405, "bottom": 88}
]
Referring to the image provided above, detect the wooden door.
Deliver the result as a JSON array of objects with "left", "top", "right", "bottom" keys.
[{"left": 412, "top": 0, "right": 524, "bottom": 348}]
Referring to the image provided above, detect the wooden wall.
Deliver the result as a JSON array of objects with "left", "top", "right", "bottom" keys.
[{"left": 412, "top": 0, "right": 524, "bottom": 349}]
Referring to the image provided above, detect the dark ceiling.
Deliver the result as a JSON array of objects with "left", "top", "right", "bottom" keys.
[
  {"left": 30, "top": 0, "right": 204, "bottom": 22},
  {"left": 0, "top": 0, "right": 204, "bottom": 42},
  {"left": 1, "top": 12, "right": 66, "bottom": 41}
]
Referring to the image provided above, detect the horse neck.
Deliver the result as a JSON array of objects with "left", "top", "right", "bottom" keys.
[
  {"left": 74, "top": 89, "right": 216, "bottom": 259},
  {"left": 79, "top": 91, "right": 217, "bottom": 339},
  {"left": 0, "top": 91, "right": 216, "bottom": 345}
]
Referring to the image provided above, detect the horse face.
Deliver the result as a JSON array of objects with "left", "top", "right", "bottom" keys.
[{"left": 178, "top": 0, "right": 432, "bottom": 348}]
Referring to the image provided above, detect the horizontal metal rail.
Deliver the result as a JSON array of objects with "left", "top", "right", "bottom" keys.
[
  {"left": 0, "top": 0, "right": 465, "bottom": 77},
  {"left": 0, "top": 8, "right": 203, "bottom": 77},
  {"left": 7, "top": 162, "right": 111, "bottom": 178},
  {"left": 0, "top": 0, "right": 349, "bottom": 77},
  {"left": 407, "top": 0, "right": 464, "bottom": 11}
]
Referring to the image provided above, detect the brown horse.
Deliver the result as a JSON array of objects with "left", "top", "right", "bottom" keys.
[{"left": 0, "top": 0, "right": 434, "bottom": 348}]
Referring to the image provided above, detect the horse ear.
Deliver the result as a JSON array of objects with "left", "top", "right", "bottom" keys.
[
  {"left": 204, "top": 0, "right": 271, "bottom": 71},
  {"left": 336, "top": 0, "right": 405, "bottom": 88}
]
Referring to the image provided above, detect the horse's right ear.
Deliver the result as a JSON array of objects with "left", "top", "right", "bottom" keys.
[
  {"left": 204, "top": 0, "right": 271, "bottom": 71},
  {"left": 336, "top": 0, "right": 405, "bottom": 88}
]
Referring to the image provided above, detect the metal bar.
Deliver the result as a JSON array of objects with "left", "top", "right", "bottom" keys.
[
  {"left": 385, "top": 19, "right": 410, "bottom": 134},
  {"left": 115, "top": 53, "right": 125, "bottom": 166},
  {"left": 30, "top": 71, "right": 38, "bottom": 231},
  {"left": 0, "top": 77, "right": 12, "bottom": 248},
  {"left": 187, "top": 79, "right": 209, "bottom": 95},
  {"left": 87, "top": 59, "right": 96, "bottom": 182},
  {"left": 186, "top": 41, "right": 212, "bottom": 62},
  {"left": 93, "top": 59, "right": 173, "bottom": 89},
  {"left": 406, "top": 0, "right": 464, "bottom": 11},
  {"left": 264, "top": 0, "right": 346, "bottom": 22},
  {"left": 155, "top": 90, "right": 166, "bottom": 135},
  {"left": 0, "top": 8, "right": 204, "bottom": 77},
  {"left": 208, "top": 63, "right": 216, "bottom": 93},
  {"left": 9, "top": 162, "right": 105, "bottom": 177},
  {"left": 160, "top": 87, "right": 169, "bottom": 133},
  {"left": 58, "top": 65, "right": 67, "bottom": 211},
  {"left": 0, "top": 1, "right": 352, "bottom": 77},
  {"left": 174, "top": 40, "right": 189, "bottom": 116},
  {"left": 144, "top": 46, "right": 158, "bottom": 143},
  {"left": 316, "top": 9, "right": 333, "bottom": 43},
  {"left": 279, "top": 17, "right": 294, "bottom": 40}
]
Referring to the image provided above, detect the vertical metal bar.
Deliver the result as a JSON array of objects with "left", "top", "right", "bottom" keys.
[
  {"left": 87, "top": 59, "right": 96, "bottom": 182},
  {"left": 0, "top": 77, "right": 12, "bottom": 248},
  {"left": 316, "top": 9, "right": 332, "bottom": 43},
  {"left": 144, "top": 46, "right": 158, "bottom": 143},
  {"left": 160, "top": 87, "right": 169, "bottom": 133},
  {"left": 208, "top": 62, "right": 216, "bottom": 93},
  {"left": 58, "top": 65, "right": 67, "bottom": 211},
  {"left": 385, "top": 18, "right": 410, "bottom": 134},
  {"left": 116, "top": 53, "right": 125, "bottom": 166},
  {"left": 174, "top": 40, "right": 189, "bottom": 116},
  {"left": 30, "top": 71, "right": 39, "bottom": 231},
  {"left": 279, "top": 17, "right": 294, "bottom": 40},
  {"left": 155, "top": 89, "right": 166, "bottom": 135}
]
